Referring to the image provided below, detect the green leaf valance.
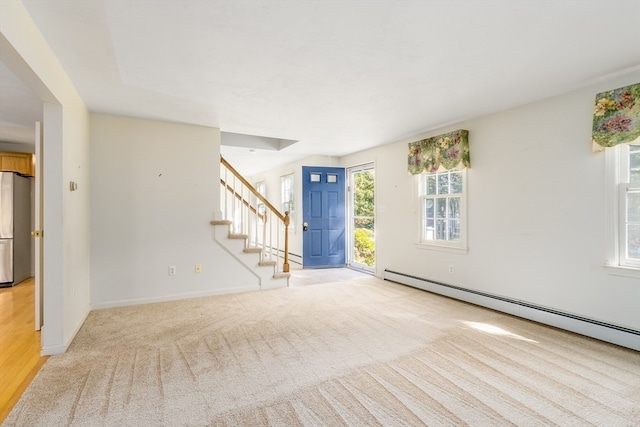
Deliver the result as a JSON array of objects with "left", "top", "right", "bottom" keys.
[
  {"left": 592, "top": 82, "right": 640, "bottom": 151},
  {"left": 408, "top": 129, "right": 470, "bottom": 174}
]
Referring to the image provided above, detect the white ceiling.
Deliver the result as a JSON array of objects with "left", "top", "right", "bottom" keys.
[{"left": 2, "top": 1, "right": 640, "bottom": 174}]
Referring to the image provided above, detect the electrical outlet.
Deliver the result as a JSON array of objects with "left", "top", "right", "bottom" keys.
[
  {"left": 195, "top": 264, "right": 202, "bottom": 273},
  {"left": 448, "top": 265, "right": 454, "bottom": 274},
  {"left": 169, "top": 266, "right": 177, "bottom": 276}
]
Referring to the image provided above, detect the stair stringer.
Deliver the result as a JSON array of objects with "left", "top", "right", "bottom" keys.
[{"left": 211, "top": 221, "right": 289, "bottom": 289}]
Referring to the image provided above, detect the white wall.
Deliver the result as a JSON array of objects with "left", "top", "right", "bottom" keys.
[
  {"left": 61, "top": 102, "right": 91, "bottom": 345},
  {"left": 90, "top": 114, "right": 257, "bottom": 308},
  {"left": 1, "top": 1, "right": 91, "bottom": 355},
  {"left": 339, "top": 70, "right": 640, "bottom": 331},
  {"left": 248, "top": 155, "right": 338, "bottom": 262}
]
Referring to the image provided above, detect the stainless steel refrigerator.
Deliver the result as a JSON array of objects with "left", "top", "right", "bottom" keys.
[{"left": 0, "top": 171, "right": 31, "bottom": 287}]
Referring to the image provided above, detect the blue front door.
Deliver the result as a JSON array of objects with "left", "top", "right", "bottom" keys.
[{"left": 302, "top": 166, "right": 346, "bottom": 268}]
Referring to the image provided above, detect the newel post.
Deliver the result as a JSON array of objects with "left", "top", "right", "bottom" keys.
[{"left": 283, "top": 211, "right": 290, "bottom": 273}]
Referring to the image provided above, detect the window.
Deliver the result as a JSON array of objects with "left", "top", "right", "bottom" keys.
[
  {"left": 255, "top": 181, "right": 266, "bottom": 217},
  {"left": 281, "top": 174, "right": 294, "bottom": 229},
  {"left": 620, "top": 144, "right": 640, "bottom": 268},
  {"left": 418, "top": 169, "right": 467, "bottom": 252},
  {"left": 608, "top": 144, "right": 640, "bottom": 271}
]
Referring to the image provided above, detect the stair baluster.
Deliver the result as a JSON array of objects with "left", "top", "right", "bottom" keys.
[{"left": 216, "top": 157, "right": 290, "bottom": 287}]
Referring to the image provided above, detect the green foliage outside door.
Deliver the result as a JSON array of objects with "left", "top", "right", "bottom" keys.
[{"left": 351, "top": 167, "right": 375, "bottom": 269}]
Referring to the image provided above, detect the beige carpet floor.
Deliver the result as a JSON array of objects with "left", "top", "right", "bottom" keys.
[{"left": 4, "top": 269, "right": 639, "bottom": 426}]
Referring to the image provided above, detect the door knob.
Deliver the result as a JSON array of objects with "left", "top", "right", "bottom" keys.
[{"left": 303, "top": 222, "right": 308, "bottom": 231}]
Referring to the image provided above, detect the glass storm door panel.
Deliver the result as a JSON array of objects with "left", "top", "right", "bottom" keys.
[{"left": 349, "top": 165, "right": 375, "bottom": 272}]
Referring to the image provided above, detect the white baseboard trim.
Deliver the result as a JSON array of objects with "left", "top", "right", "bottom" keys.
[
  {"left": 41, "top": 343, "right": 66, "bottom": 356},
  {"left": 91, "top": 285, "right": 260, "bottom": 311},
  {"left": 383, "top": 269, "right": 640, "bottom": 351},
  {"left": 41, "top": 303, "right": 91, "bottom": 356}
]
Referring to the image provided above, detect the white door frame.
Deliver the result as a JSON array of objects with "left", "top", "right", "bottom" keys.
[{"left": 34, "top": 121, "right": 43, "bottom": 331}]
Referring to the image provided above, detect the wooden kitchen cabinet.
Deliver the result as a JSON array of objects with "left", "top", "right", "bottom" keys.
[{"left": 0, "top": 152, "right": 35, "bottom": 177}]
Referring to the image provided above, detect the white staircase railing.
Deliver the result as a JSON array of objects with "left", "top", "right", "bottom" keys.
[{"left": 219, "top": 156, "right": 290, "bottom": 274}]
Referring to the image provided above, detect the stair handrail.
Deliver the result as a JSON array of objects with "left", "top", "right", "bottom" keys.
[
  {"left": 220, "top": 156, "right": 290, "bottom": 273},
  {"left": 220, "top": 179, "right": 268, "bottom": 223}
]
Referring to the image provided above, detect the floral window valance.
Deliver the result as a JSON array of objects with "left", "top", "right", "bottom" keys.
[
  {"left": 592, "top": 82, "right": 640, "bottom": 151},
  {"left": 408, "top": 129, "right": 470, "bottom": 174}
]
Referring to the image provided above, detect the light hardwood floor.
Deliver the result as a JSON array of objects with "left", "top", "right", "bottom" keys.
[{"left": 0, "top": 278, "right": 48, "bottom": 423}]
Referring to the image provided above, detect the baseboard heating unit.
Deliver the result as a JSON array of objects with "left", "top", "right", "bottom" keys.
[{"left": 383, "top": 269, "right": 640, "bottom": 351}]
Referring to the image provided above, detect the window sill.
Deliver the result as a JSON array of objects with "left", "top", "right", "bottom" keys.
[
  {"left": 415, "top": 242, "right": 468, "bottom": 255},
  {"left": 602, "top": 264, "right": 640, "bottom": 279}
]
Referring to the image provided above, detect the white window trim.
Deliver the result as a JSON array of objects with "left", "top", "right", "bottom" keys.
[
  {"left": 280, "top": 173, "right": 295, "bottom": 231},
  {"left": 414, "top": 241, "right": 469, "bottom": 254},
  {"left": 416, "top": 169, "right": 468, "bottom": 254},
  {"left": 603, "top": 144, "right": 640, "bottom": 278},
  {"left": 602, "top": 264, "right": 640, "bottom": 278}
]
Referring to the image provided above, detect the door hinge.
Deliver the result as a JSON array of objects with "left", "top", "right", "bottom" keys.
[{"left": 31, "top": 230, "right": 43, "bottom": 237}]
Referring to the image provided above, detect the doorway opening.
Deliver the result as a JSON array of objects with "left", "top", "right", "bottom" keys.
[{"left": 348, "top": 164, "right": 375, "bottom": 273}]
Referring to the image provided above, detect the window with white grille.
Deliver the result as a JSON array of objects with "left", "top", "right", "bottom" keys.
[
  {"left": 281, "top": 174, "right": 294, "bottom": 229},
  {"left": 615, "top": 144, "right": 640, "bottom": 269},
  {"left": 418, "top": 169, "right": 467, "bottom": 251}
]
